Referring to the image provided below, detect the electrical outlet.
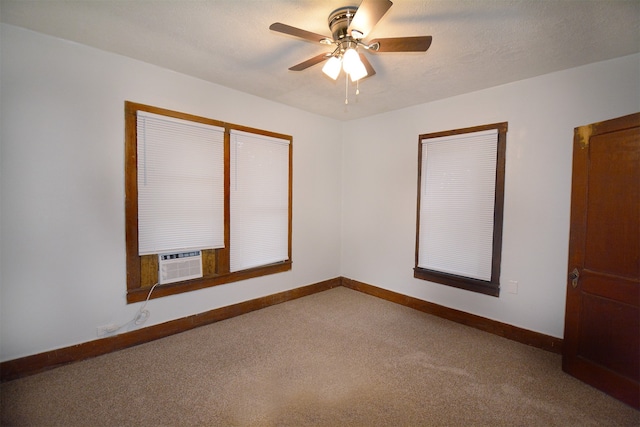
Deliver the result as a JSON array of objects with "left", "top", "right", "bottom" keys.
[{"left": 96, "top": 323, "right": 119, "bottom": 337}]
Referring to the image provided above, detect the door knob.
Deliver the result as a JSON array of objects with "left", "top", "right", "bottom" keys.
[{"left": 568, "top": 268, "right": 580, "bottom": 288}]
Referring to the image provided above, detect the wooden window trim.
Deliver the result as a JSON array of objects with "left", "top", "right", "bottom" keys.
[
  {"left": 414, "top": 122, "right": 507, "bottom": 297},
  {"left": 125, "top": 101, "right": 292, "bottom": 303}
]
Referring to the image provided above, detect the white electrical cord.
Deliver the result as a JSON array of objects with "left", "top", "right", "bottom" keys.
[
  {"left": 101, "top": 282, "right": 159, "bottom": 335},
  {"left": 134, "top": 282, "right": 159, "bottom": 325}
]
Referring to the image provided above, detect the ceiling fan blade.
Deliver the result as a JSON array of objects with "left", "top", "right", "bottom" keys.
[
  {"left": 289, "top": 53, "right": 331, "bottom": 71},
  {"left": 269, "top": 22, "right": 331, "bottom": 44},
  {"left": 348, "top": 0, "right": 393, "bottom": 38},
  {"left": 359, "top": 53, "right": 376, "bottom": 78},
  {"left": 369, "top": 36, "right": 432, "bottom": 52}
]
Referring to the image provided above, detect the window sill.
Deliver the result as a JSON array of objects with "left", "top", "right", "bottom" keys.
[
  {"left": 414, "top": 267, "right": 500, "bottom": 297},
  {"left": 127, "top": 260, "right": 292, "bottom": 303}
]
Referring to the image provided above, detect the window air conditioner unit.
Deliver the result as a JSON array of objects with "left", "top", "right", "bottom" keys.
[{"left": 158, "top": 250, "right": 203, "bottom": 285}]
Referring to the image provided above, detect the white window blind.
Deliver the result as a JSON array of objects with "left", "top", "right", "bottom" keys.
[
  {"left": 137, "top": 111, "right": 225, "bottom": 255},
  {"left": 230, "top": 130, "right": 290, "bottom": 272},
  {"left": 418, "top": 129, "right": 498, "bottom": 281}
]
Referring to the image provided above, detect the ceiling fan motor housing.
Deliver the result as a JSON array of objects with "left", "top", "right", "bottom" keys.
[{"left": 328, "top": 7, "right": 359, "bottom": 41}]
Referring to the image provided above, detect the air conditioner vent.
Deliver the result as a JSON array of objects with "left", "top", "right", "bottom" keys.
[{"left": 158, "top": 250, "right": 203, "bottom": 285}]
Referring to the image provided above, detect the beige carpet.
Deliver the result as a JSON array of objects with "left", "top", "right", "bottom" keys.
[{"left": 1, "top": 287, "right": 638, "bottom": 426}]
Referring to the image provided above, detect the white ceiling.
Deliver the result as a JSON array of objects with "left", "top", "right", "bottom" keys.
[{"left": 2, "top": 0, "right": 639, "bottom": 121}]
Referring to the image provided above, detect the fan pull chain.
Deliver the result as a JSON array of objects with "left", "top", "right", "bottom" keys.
[{"left": 345, "top": 73, "right": 349, "bottom": 105}]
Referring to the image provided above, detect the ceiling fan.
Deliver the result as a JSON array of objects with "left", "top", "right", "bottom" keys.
[{"left": 269, "top": 0, "right": 432, "bottom": 84}]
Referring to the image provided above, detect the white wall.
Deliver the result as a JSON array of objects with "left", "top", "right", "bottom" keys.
[
  {"left": 341, "top": 53, "right": 640, "bottom": 338},
  {"left": 0, "top": 24, "right": 343, "bottom": 362}
]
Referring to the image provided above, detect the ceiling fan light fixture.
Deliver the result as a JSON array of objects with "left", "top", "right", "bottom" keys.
[
  {"left": 342, "top": 48, "right": 360, "bottom": 74},
  {"left": 349, "top": 59, "right": 368, "bottom": 82},
  {"left": 322, "top": 55, "right": 342, "bottom": 80},
  {"left": 342, "top": 47, "right": 367, "bottom": 81}
]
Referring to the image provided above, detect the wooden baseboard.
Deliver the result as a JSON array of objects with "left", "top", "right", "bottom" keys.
[
  {"left": 1, "top": 276, "right": 562, "bottom": 382},
  {"left": 341, "top": 277, "right": 563, "bottom": 354},
  {"left": 0, "top": 278, "right": 341, "bottom": 382}
]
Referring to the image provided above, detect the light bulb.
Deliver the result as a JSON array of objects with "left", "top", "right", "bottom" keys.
[
  {"left": 349, "top": 57, "right": 368, "bottom": 81},
  {"left": 322, "top": 56, "right": 341, "bottom": 80},
  {"left": 342, "top": 48, "right": 360, "bottom": 74},
  {"left": 342, "top": 48, "right": 368, "bottom": 81}
]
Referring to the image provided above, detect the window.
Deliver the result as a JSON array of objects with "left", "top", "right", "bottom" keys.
[
  {"left": 136, "top": 110, "right": 225, "bottom": 255},
  {"left": 415, "top": 122, "right": 507, "bottom": 296},
  {"left": 125, "top": 102, "right": 292, "bottom": 303},
  {"left": 229, "top": 130, "right": 290, "bottom": 272}
]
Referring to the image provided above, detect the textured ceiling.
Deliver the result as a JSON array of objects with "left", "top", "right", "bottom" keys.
[{"left": 2, "top": 0, "right": 639, "bottom": 121}]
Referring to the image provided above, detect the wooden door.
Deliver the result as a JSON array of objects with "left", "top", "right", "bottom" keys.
[{"left": 563, "top": 112, "right": 640, "bottom": 409}]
